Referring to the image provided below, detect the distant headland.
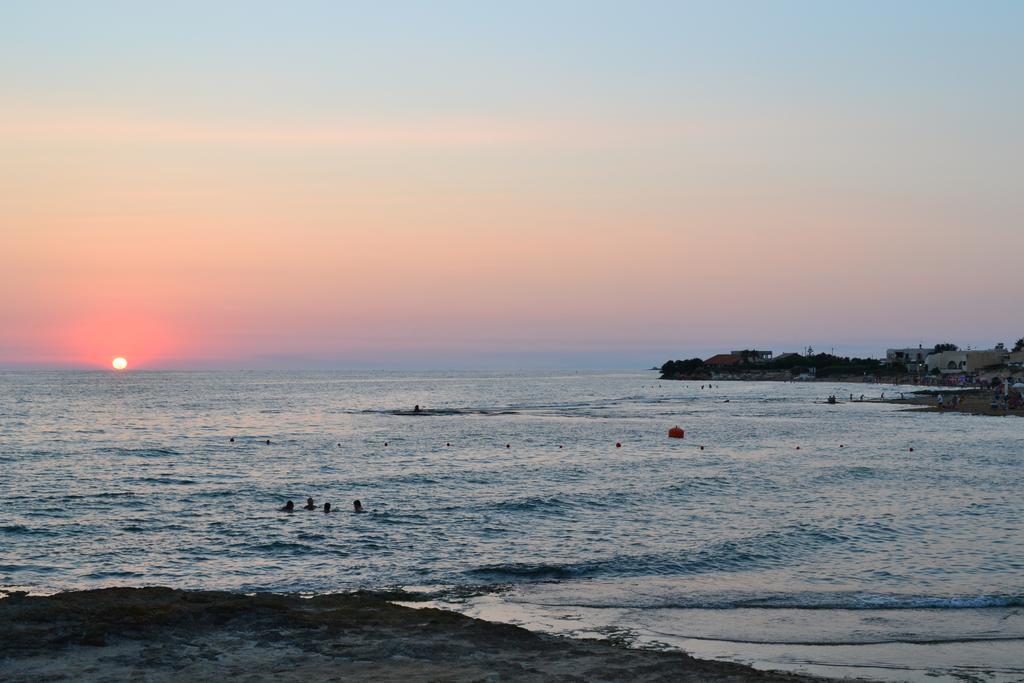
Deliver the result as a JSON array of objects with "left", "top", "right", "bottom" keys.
[{"left": 658, "top": 340, "right": 1024, "bottom": 386}]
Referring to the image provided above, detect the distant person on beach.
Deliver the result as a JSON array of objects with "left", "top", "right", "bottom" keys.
[
  {"left": 938, "top": 395, "right": 945, "bottom": 408},
  {"left": 353, "top": 500, "right": 364, "bottom": 513},
  {"left": 414, "top": 404, "right": 421, "bottom": 413},
  {"left": 323, "top": 502, "right": 332, "bottom": 513},
  {"left": 280, "top": 500, "right": 294, "bottom": 512},
  {"left": 304, "top": 497, "right": 317, "bottom": 510}
]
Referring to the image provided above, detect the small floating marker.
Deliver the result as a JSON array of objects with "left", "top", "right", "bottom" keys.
[
  {"left": 337, "top": 443, "right": 341, "bottom": 447},
  {"left": 909, "top": 447, "right": 914, "bottom": 452},
  {"left": 668, "top": 426, "right": 685, "bottom": 439},
  {"left": 384, "top": 442, "right": 389, "bottom": 447},
  {"left": 795, "top": 446, "right": 800, "bottom": 450},
  {"left": 559, "top": 445, "right": 563, "bottom": 449},
  {"left": 446, "top": 442, "right": 451, "bottom": 447},
  {"left": 615, "top": 442, "right": 622, "bottom": 448},
  {"left": 506, "top": 443, "right": 511, "bottom": 449},
  {"left": 839, "top": 444, "right": 845, "bottom": 448}
]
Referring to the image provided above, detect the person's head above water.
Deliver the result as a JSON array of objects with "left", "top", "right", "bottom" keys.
[
  {"left": 323, "top": 502, "right": 332, "bottom": 513},
  {"left": 353, "top": 499, "right": 364, "bottom": 512},
  {"left": 304, "top": 497, "right": 316, "bottom": 510},
  {"left": 281, "top": 500, "right": 294, "bottom": 512},
  {"left": 414, "top": 404, "right": 421, "bottom": 412}
]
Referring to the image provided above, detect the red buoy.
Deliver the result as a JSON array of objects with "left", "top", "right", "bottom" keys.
[
  {"left": 668, "top": 426, "right": 685, "bottom": 439},
  {"left": 616, "top": 442, "right": 622, "bottom": 448}
]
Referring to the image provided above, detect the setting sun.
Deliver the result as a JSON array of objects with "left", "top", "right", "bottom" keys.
[{"left": 112, "top": 357, "right": 128, "bottom": 370}]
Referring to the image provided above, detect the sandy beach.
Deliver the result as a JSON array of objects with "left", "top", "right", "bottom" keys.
[
  {"left": 886, "top": 389, "right": 1024, "bottom": 417},
  {"left": 0, "top": 587, "right": 822, "bottom": 682}
]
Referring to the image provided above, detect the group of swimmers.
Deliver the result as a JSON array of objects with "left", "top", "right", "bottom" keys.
[{"left": 280, "top": 497, "right": 364, "bottom": 514}]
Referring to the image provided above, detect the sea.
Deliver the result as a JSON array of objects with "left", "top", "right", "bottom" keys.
[{"left": 1, "top": 370, "right": 1022, "bottom": 681}]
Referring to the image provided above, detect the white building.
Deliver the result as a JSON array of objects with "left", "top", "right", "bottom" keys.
[
  {"left": 925, "top": 345, "right": 1013, "bottom": 375},
  {"left": 886, "top": 346, "right": 929, "bottom": 372}
]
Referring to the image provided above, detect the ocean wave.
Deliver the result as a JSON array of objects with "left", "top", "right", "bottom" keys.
[
  {"left": 662, "top": 476, "right": 738, "bottom": 495},
  {"left": 96, "top": 447, "right": 181, "bottom": 458},
  {"left": 467, "top": 523, "right": 847, "bottom": 581},
  {"left": 354, "top": 407, "right": 518, "bottom": 416},
  {"left": 129, "top": 477, "right": 199, "bottom": 485},
  {"left": 487, "top": 496, "right": 576, "bottom": 513},
  {"left": 0, "top": 525, "right": 60, "bottom": 537},
  {"left": 505, "top": 590, "right": 1024, "bottom": 611}
]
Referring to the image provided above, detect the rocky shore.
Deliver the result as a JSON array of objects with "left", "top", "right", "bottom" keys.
[{"left": 0, "top": 587, "right": 822, "bottom": 682}]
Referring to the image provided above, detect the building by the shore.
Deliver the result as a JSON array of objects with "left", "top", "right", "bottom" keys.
[
  {"left": 730, "top": 350, "right": 773, "bottom": 364},
  {"left": 925, "top": 344, "right": 1021, "bottom": 375},
  {"left": 886, "top": 346, "right": 929, "bottom": 373},
  {"left": 705, "top": 353, "right": 743, "bottom": 367}
]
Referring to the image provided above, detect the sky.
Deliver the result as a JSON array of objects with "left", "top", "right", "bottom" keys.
[{"left": 2, "top": 1, "right": 1022, "bottom": 369}]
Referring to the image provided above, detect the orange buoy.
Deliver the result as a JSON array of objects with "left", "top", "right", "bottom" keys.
[{"left": 668, "top": 426, "right": 685, "bottom": 439}]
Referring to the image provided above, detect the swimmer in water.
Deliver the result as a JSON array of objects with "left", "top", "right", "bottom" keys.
[
  {"left": 229, "top": 437, "right": 235, "bottom": 443},
  {"left": 281, "top": 500, "right": 294, "bottom": 512},
  {"left": 303, "top": 497, "right": 317, "bottom": 510},
  {"left": 323, "top": 502, "right": 332, "bottom": 513},
  {"left": 265, "top": 439, "right": 271, "bottom": 445},
  {"left": 414, "top": 404, "right": 421, "bottom": 413},
  {"left": 353, "top": 499, "right": 364, "bottom": 513}
]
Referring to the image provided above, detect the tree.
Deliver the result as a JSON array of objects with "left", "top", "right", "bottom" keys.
[
  {"left": 932, "top": 343, "right": 958, "bottom": 353},
  {"left": 659, "top": 358, "right": 705, "bottom": 379},
  {"left": 1014, "top": 337, "right": 1024, "bottom": 352}
]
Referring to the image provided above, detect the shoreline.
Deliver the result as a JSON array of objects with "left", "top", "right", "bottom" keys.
[
  {"left": 0, "top": 587, "right": 823, "bottom": 682},
  {"left": 884, "top": 388, "right": 1024, "bottom": 417},
  {"left": 659, "top": 376, "right": 1023, "bottom": 416}
]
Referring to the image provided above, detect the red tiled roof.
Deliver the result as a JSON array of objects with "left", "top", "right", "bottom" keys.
[{"left": 705, "top": 353, "right": 743, "bottom": 366}]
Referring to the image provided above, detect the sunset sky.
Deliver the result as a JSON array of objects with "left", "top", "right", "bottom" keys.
[{"left": 3, "top": 2, "right": 1022, "bottom": 369}]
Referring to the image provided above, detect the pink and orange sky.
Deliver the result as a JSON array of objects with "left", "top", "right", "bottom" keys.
[{"left": 2, "top": 3, "right": 1022, "bottom": 369}]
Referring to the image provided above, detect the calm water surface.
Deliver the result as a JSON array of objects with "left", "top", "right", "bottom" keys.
[{"left": 1, "top": 371, "right": 1022, "bottom": 680}]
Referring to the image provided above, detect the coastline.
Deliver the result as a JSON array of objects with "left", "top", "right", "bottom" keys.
[
  {"left": 0, "top": 587, "right": 823, "bottom": 682},
  {"left": 884, "top": 389, "right": 1024, "bottom": 417},
  {"left": 658, "top": 374, "right": 1024, "bottom": 416}
]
